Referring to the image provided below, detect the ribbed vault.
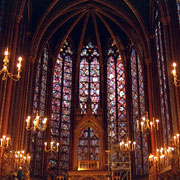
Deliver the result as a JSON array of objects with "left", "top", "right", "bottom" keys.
[{"left": 29, "top": 0, "right": 151, "bottom": 63}]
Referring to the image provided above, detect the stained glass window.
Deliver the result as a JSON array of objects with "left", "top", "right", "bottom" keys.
[
  {"left": 78, "top": 127, "right": 100, "bottom": 161},
  {"left": 32, "top": 46, "right": 49, "bottom": 176},
  {"left": 107, "top": 41, "right": 127, "bottom": 145},
  {"left": 177, "top": 0, "right": 180, "bottom": 23},
  {"left": 155, "top": 7, "right": 171, "bottom": 146},
  {"left": 131, "top": 48, "right": 148, "bottom": 175},
  {"left": 79, "top": 42, "right": 100, "bottom": 114},
  {"left": 50, "top": 40, "right": 73, "bottom": 175}
]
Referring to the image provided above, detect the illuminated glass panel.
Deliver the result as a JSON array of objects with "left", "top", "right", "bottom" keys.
[
  {"left": 79, "top": 59, "right": 89, "bottom": 114},
  {"left": 155, "top": 8, "right": 171, "bottom": 146},
  {"left": 131, "top": 48, "right": 148, "bottom": 175},
  {"left": 51, "top": 40, "right": 73, "bottom": 175},
  {"left": 78, "top": 127, "right": 100, "bottom": 161},
  {"left": 79, "top": 42, "right": 100, "bottom": 114},
  {"left": 107, "top": 42, "right": 127, "bottom": 144},
  {"left": 177, "top": 0, "right": 180, "bottom": 23},
  {"left": 32, "top": 47, "right": 48, "bottom": 175}
]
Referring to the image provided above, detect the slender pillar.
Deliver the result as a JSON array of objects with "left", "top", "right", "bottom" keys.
[
  {"left": 161, "top": 16, "right": 177, "bottom": 133},
  {"left": 1, "top": 15, "right": 22, "bottom": 137},
  {"left": 145, "top": 59, "right": 157, "bottom": 180}
]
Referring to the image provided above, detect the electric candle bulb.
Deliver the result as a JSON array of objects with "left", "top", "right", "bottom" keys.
[
  {"left": 172, "top": 69, "right": 176, "bottom": 75},
  {"left": 4, "top": 50, "right": 8, "bottom": 56},
  {"left": 50, "top": 142, "right": 54, "bottom": 151},
  {"left": 18, "top": 57, "right": 22, "bottom": 62},
  {"left": 17, "top": 63, "right": 21, "bottom": 69},
  {"left": 43, "top": 118, "right": 47, "bottom": 124},
  {"left": 173, "top": 63, "right": 177, "bottom": 67},
  {"left": 150, "top": 122, "right": 153, "bottom": 129}
]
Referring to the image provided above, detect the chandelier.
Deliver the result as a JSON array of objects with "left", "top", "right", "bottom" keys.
[
  {"left": 25, "top": 112, "right": 47, "bottom": 131},
  {"left": 44, "top": 141, "right": 59, "bottom": 152},
  {"left": 0, "top": 48, "right": 22, "bottom": 81}
]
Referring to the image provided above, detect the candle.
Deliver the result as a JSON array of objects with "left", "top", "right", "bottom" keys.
[
  {"left": 50, "top": 142, "right": 54, "bottom": 151},
  {"left": 156, "top": 119, "right": 159, "bottom": 130},
  {"left": 0, "top": 138, "right": 2, "bottom": 147},
  {"left": 6, "top": 137, "right": 10, "bottom": 147},
  {"left": 133, "top": 141, "right": 136, "bottom": 151},
  {"left": 43, "top": 118, "right": 47, "bottom": 124},
  {"left": 56, "top": 142, "right": 59, "bottom": 152},
  {"left": 4, "top": 49, "right": 9, "bottom": 63},
  {"left": 141, "top": 122, "right": 144, "bottom": 132},
  {"left": 150, "top": 122, "right": 153, "bottom": 130},
  {"left": 26, "top": 116, "right": 31, "bottom": 129},
  {"left": 44, "top": 142, "right": 47, "bottom": 151}
]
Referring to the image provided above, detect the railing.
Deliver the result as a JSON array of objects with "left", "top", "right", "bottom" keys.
[
  {"left": 78, "top": 160, "right": 99, "bottom": 170},
  {"left": 112, "top": 176, "right": 121, "bottom": 180}
]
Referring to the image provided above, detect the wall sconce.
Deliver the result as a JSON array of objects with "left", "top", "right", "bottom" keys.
[
  {"left": 137, "top": 112, "right": 159, "bottom": 132},
  {"left": 0, "top": 135, "right": 10, "bottom": 149},
  {"left": 119, "top": 139, "right": 136, "bottom": 152},
  {"left": 172, "top": 62, "right": 180, "bottom": 87},
  {"left": 0, "top": 48, "right": 22, "bottom": 81},
  {"left": 44, "top": 141, "right": 59, "bottom": 152},
  {"left": 25, "top": 112, "right": 47, "bottom": 131}
]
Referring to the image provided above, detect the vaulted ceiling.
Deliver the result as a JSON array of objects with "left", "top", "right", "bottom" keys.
[{"left": 29, "top": 0, "right": 151, "bottom": 61}]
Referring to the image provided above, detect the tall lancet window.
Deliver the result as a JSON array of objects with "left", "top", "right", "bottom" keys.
[
  {"left": 155, "top": 7, "right": 171, "bottom": 146},
  {"left": 131, "top": 48, "right": 148, "bottom": 175},
  {"left": 32, "top": 46, "right": 49, "bottom": 175},
  {"left": 177, "top": 0, "right": 180, "bottom": 23},
  {"left": 50, "top": 40, "right": 73, "bottom": 174},
  {"left": 107, "top": 41, "right": 127, "bottom": 145},
  {"left": 79, "top": 42, "right": 100, "bottom": 114}
]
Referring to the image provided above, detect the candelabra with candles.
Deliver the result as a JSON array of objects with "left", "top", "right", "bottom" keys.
[
  {"left": 0, "top": 135, "right": 11, "bottom": 149},
  {"left": 149, "top": 146, "right": 174, "bottom": 173},
  {"left": 137, "top": 112, "right": 159, "bottom": 132},
  {"left": 25, "top": 112, "right": 47, "bottom": 131},
  {"left": 119, "top": 139, "right": 136, "bottom": 152},
  {"left": 14, "top": 150, "right": 31, "bottom": 169},
  {"left": 0, "top": 48, "right": 22, "bottom": 81},
  {"left": 44, "top": 141, "right": 59, "bottom": 152},
  {"left": 172, "top": 62, "right": 180, "bottom": 87}
]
